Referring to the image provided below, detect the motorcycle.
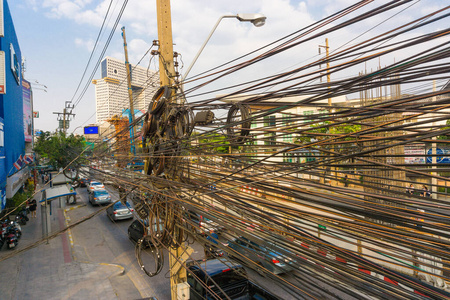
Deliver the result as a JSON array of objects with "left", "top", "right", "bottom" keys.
[
  {"left": 8, "top": 220, "right": 21, "bottom": 239},
  {"left": 0, "top": 222, "right": 7, "bottom": 250},
  {"left": 5, "top": 224, "right": 19, "bottom": 249},
  {"left": 16, "top": 208, "right": 29, "bottom": 225}
]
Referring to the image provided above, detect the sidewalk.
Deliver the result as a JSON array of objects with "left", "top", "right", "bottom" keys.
[{"left": 0, "top": 183, "right": 141, "bottom": 300}]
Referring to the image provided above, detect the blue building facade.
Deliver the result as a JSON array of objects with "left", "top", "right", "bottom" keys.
[{"left": 0, "top": 0, "right": 28, "bottom": 211}]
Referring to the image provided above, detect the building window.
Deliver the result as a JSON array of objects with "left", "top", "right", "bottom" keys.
[
  {"left": 264, "top": 116, "right": 276, "bottom": 146},
  {"left": 283, "top": 153, "right": 293, "bottom": 163},
  {"left": 283, "top": 134, "right": 293, "bottom": 143},
  {"left": 282, "top": 114, "right": 292, "bottom": 125}
]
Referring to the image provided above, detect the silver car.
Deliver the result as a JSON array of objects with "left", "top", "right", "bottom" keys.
[
  {"left": 107, "top": 201, "right": 134, "bottom": 221},
  {"left": 89, "top": 190, "right": 111, "bottom": 205}
]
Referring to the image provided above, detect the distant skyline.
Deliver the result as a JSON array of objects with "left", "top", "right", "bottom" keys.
[{"left": 8, "top": 0, "right": 447, "bottom": 134}]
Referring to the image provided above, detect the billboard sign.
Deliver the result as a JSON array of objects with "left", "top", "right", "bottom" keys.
[
  {"left": 23, "top": 79, "right": 32, "bottom": 142},
  {"left": 84, "top": 126, "right": 99, "bottom": 135},
  {"left": 404, "top": 144, "right": 425, "bottom": 164}
]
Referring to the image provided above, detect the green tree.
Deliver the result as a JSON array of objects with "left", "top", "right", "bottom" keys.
[
  {"left": 34, "top": 131, "right": 87, "bottom": 171},
  {"left": 295, "top": 120, "right": 361, "bottom": 151},
  {"left": 437, "top": 119, "right": 450, "bottom": 140},
  {"left": 198, "top": 133, "right": 230, "bottom": 154}
]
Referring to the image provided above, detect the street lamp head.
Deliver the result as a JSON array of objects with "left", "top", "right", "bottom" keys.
[{"left": 236, "top": 13, "right": 266, "bottom": 27}]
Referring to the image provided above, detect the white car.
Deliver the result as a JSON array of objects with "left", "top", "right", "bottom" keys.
[{"left": 87, "top": 181, "right": 105, "bottom": 193}]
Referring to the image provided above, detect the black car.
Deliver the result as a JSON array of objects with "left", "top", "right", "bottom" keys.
[
  {"left": 187, "top": 259, "right": 279, "bottom": 300},
  {"left": 128, "top": 219, "right": 145, "bottom": 243},
  {"left": 70, "top": 177, "right": 90, "bottom": 188},
  {"left": 127, "top": 219, "right": 164, "bottom": 246},
  {"left": 78, "top": 178, "right": 90, "bottom": 187}
]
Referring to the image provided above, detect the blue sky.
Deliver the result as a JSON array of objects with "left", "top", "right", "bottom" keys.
[{"left": 8, "top": 0, "right": 449, "bottom": 134}]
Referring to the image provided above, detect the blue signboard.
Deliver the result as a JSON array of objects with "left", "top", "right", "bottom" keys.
[
  {"left": 84, "top": 126, "right": 99, "bottom": 135},
  {"left": 426, "top": 148, "right": 450, "bottom": 164}
]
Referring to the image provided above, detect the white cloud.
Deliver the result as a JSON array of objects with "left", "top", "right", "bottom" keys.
[{"left": 74, "top": 37, "right": 95, "bottom": 51}]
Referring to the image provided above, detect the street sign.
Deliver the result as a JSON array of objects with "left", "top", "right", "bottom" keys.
[
  {"left": 318, "top": 224, "right": 326, "bottom": 231},
  {"left": 426, "top": 148, "right": 450, "bottom": 164}
]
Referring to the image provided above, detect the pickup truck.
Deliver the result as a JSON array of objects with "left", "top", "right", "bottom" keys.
[{"left": 186, "top": 259, "right": 278, "bottom": 300}]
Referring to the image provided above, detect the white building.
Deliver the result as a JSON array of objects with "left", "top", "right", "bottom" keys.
[
  {"left": 93, "top": 56, "right": 159, "bottom": 123},
  {"left": 219, "top": 94, "right": 348, "bottom": 163}
]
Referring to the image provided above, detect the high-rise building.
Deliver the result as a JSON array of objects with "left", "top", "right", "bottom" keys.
[{"left": 93, "top": 56, "right": 159, "bottom": 123}]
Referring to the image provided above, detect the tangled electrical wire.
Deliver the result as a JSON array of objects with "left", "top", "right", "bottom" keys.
[{"left": 41, "top": 1, "right": 450, "bottom": 299}]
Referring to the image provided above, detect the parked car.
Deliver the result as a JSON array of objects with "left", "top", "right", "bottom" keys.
[
  {"left": 128, "top": 219, "right": 145, "bottom": 243},
  {"left": 128, "top": 219, "right": 164, "bottom": 247},
  {"left": 106, "top": 201, "right": 134, "bottom": 221},
  {"left": 187, "top": 259, "right": 278, "bottom": 300},
  {"left": 89, "top": 190, "right": 111, "bottom": 205},
  {"left": 227, "top": 236, "right": 292, "bottom": 275},
  {"left": 78, "top": 178, "right": 90, "bottom": 187},
  {"left": 184, "top": 209, "right": 223, "bottom": 236},
  {"left": 87, "top": 181, "right": 105, "bottom": 193}
]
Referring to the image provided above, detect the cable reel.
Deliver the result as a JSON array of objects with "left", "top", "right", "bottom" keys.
[
  {"left": 226, "top": 103, "right": 251, "bottom": 143},
  {"left": 149, "top": 86, "right": 171, "bottom": 117}
]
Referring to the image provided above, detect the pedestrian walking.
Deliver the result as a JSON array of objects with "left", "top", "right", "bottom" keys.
[
  {"left": 406, "top": 183, "right": 414, "bottom": 196},
  {"left": 29, "top": 199, "right": 37, "bottom": 218},
  {"left": 421, "top": 185, "right": 431, "bottom": 198},
  {"left": 25, "top": 200, "right": 30, "bottom": 214},
  {"left": 344, "top": 174, "right": 349, "bottom": 187}
]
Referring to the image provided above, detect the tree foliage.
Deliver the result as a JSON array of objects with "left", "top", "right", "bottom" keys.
[
  {"left": 198, "top": 133, "right": 230, "bottom": 154},
  {"left": 34, "top": 131, "right": 87, "bottom": 169},
  {"left": 437, "top": 119, "right": 450, "bottom": 141},
  {"left": 295, "top": 120, "right": 361, "bottom": 151}
]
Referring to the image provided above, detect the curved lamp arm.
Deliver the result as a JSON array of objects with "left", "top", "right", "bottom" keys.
[{"left": 181, "top": 13, "right": 266, "bottom": 82}]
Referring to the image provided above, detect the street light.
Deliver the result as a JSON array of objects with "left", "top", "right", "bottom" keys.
[
  {"left": 30, "top": 80, "right": 48, "bottom": 93},
  {"left": 71, "top": 125, "right": 83, "bottom": 135},
  {"left": 181, "top": 13, "right": 266, "bottom": 82}
]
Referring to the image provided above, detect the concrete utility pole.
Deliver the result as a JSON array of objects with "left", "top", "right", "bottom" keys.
[
  {"left": 121, "top": 26, "right": 136, "bottom": 155},
  {"left": 155, "top": 1, "right": 192, "bottom": 299},
  {"left": 319, "top": 38, "right": 331, "bottom": 106},
  {"left": 431, "top": 80, "right": 437, "bottom": 199},
  {"left": 53, "top": 101, "right": 75, "bottom": 134},
  {"left": 319, "top": 39, "right": 332, "bottom": 184},
  {"left": 157, "top": 0, "right": 176, "bottom": 88}
]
